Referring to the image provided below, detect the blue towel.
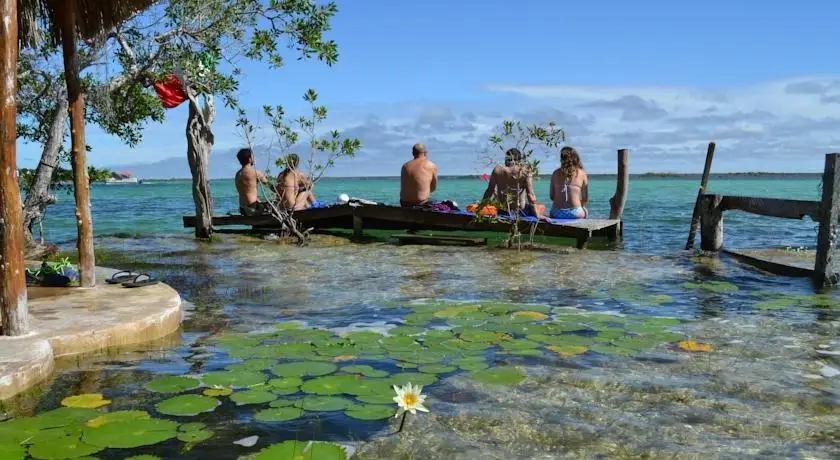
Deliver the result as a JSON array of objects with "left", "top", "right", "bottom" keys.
[{"left": 310, "top": 200, "right": 328, "bottom": 209}]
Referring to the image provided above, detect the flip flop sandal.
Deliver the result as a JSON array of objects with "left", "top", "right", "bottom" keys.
[
  {"left": 122, "top": 273, "right": 160, "bottom": 288},
  {"left": 106, "top": 270, "right": 138, "bottom": 284}
]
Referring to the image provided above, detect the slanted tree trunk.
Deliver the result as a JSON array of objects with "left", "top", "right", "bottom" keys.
[
  {"left": 185, "top": 88, "right": 215, "bottom": 240},
  {"left": 22, "top": 96, "right": 67, "bottom": 247}
]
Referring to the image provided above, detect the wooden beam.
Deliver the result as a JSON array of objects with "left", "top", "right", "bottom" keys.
[
  {"left": 699, "top": 194, "right": 723, "bottom": 252},
  {"left": 0, "top": 0, "right": 29, "bottom": 335},
  {"left": 58, "top": 3, "right": 96, "bottom": 287},
  {"left": 352, "top": 215, "right": 363, "bottom": 238},
  {"left": 608, "top": 148, "right": 629, "bottom": 221},
  {"left": 719, "top": 195, "right": 821, "bottom": 221},
  {"left": 815, "top": 153, "right": 840, "bottom": 286},
  {"left": 393, "top": 234, "right": 487, "bottom": 246},
  {"left": 685, "top": 142, "right": 716, "bottom": 249}
]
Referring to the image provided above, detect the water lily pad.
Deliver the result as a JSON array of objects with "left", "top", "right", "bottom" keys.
[
  {"left": 60, "top": 394, "right": 110, "bottom": 409},
  {"left": 438, "top": 339, "right": 490, "bottom": 353},
  {"left": 344, "top": 404, "right": 395, "bottom": 420},
  {"left": 402, "top": 312, "right": 435, "bottom": 325},
  {"left": 145, "top": 376, "right": 200, "bottom": 394},
  {"left": 86, "top": 410, "right": 150, "bottom": 428},
  {"left": 155, "top": 395, "right": 220, "bottom": 416},
  {"left": 390, "top": 326, "right": 426, "bottom": 336},
  {"left": 268, "top": 376, "right": 303, "bottom": 391},
  {"left": 527, "top": 334, "right": 591, "bottom": 347},
  {"left": 380, "top": 336, "right": 421, "bottom": 352},
  {"left": 590, "top": 343, "right": 636, "bottom": 356},
  {"left": 458, "top": 330, "right": 507, "bottom": 344},
  {"left": 253, "top": 440, "right": 347, "bottom": 460},
  {"left": 299, "top": 396, "right": 354, "bottom": 411},
  {"left": 501, "top": 348, "right": 543, "bottom": 357},
  {"left": 418, "top": 364, "right": 457, "bottom": 374},
  {"left": 254, "top": 407, "right": 303, "bottom": 422},
  {"left": 126, "top": 456, "right": 161, "bottom": 460},
  {"left": 332, "top": 354, "right": 357, "bottom": 363},
  {"left": 226, "top": 358, "right": 277, "bottom": 372},
  {"left": 396, "top": 361, "right": 418, "bottom": 368},
  {"left": 202, "top": 370, "right": 266, "bottom": 389},
  {"left": 453, "top": 357, "right": 489, "bottom": 371},
  {"left": 203, "top": 387, "right": 234, "bottom": 397},
  {"left": 28, "top": 433, "right": 102, "bottom": 460},
  {"left": 230, "top": 390, "right": 277, "bottom": 406},
  {"left": 341, "top": 365, "right": 389, "bottom": 378},
  {"left": 177, "top": 429, "right": 213, "bottom": 443},
  {"left": 355, "top": 393, "right": 395, "bottom": 404},
  {"left": 433, "top": 305, "right": 480, "bottom": 318},
  {"left": 547, "top": 345, "right": 588, "bottom": 357},
  {"left": 470, "top": 366, "right": 525, "bottom": 385},
  {"left": 510, "top": 310, "right": 548, "bottom": 322},
  {"left": 179, "top": 422, "right": 206, "bottom": 432},
  {"left": 499, "top": 339, "right": 540, "bottom": 351},
  {"left": 83, "top": 419, "right": 178, "bottom": 449},
  {"left": 389, "top": 372, "right": 438, "bottom": 386},
  {"left": 300, "top": 375, "right": 359, "bottom": 395},
  {"left": 0, "top": 441, "right": 26, "bottom": 460},
  {"left": 389, "top": 349, "right": 447, "bottom": 364},
  {"left": 271, "top": 362, "right": 337, "bottom": 378},
  {"left": 342, "top": 331, "right": 384, "bottom": 345},
  {"left": 345, "top": 378, "right": 394, "bottom": 396},
  {"left": 269, "top": 398, "right": 300, "bottom": 408}
]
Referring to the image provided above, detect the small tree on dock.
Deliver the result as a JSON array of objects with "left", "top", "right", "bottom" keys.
[
  {"left": 478, "top": 120, "right": 565, "bottom": 249},
  {"left": 235, "top": 89, "right": 362, "bottom": 244}
]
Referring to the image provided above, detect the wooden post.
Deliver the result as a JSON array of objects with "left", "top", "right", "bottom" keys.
[
  {"left": 609, "top": 148, "right": 629, "bottom": 221},
  {"left": 58, "top": 3, "right": 96, "bottom": 287},
  {"left": 685, "top": 142, "right": 716, "bottom": 249},
  {"left": 352, "top": 215, "right": 363, "bottom": 239},
  {"left": 0, "top": 0, "right": 29, "bottom": 335},
  {"left": 699, "top": 194, "right": 723, "bottom": 252},
  {"left": 815, "top": 153, "right": 840, "bottom": 286}
]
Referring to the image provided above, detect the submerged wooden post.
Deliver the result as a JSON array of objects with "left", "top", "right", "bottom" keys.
[
  {"left": 352, "top": 215, "right": 363, "bottom": 239},
  {"left": 58, "top": 2, "right": 96, "bottom": 287},
  {"left": 0, "top": 0, "right": 29, "bottom": 335},
  {"left": 699, "top": 194, "right": 723, "bottom": 252},
  {"left": 815, "top": 153, "right": 840, "bottom": 286},
  {"left": 685, "top": 142, "right": 716, "bottom": 249},
  {"left": 608, "top": 148, "right": 629, "bottom": 240}
]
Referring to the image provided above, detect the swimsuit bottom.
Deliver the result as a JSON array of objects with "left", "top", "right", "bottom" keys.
[{"left": 549, "top": 206, "right": 587, "bottom": 219}]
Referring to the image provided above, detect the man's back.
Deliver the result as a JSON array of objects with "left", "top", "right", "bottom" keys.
[
  {"left": 485, "top": 164, "right": 534, "bottom": 209},
  {"left": 400, "top": 157, "right": 438, "bottom": 206},
  {"left": 235, "top": 166, "right": 258, "bottom": 207}
]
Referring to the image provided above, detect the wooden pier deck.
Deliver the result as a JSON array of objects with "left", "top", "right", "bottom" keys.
[
  {"left": 183, "top": 204, "right": 621, "bottom": 248},
  {"left": 724, "top": 248, "right": 815, "bottom": 277}
]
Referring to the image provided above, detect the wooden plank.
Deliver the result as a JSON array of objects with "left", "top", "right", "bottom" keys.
[
  {"left": 725, "top": 249, "right": 813, "bottom": 278},
  {"left": 58, "top": 3, "right": 95, "bottom": 287},
  {"left": 609, "top": 148, "right": 629, "bottom": 221},
  {"left": 718, "top": 195, "right": 821, "bottom": 221},
  {"left": 700, "top": 194, "right": 723, "bottom": 251},
  {"left": 0, "top": 0, "right": 30, "bottom": 336},
  {"left": 392, "top": 234, "right": 487, "bottom": 246},
  {"left": 815, "top": 153, "right": 840, "bottom": 286},
  {"left": 686, "top": 142, "right": 716, "bottom": 249}
]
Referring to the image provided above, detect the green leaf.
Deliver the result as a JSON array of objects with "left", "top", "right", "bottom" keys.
[
  {"left": 201, "top": 370, "right": 266, "bottom": 389},
  {"left": 417, "top": 364, "right": 457, "bottom": 374},
  {"left": 300, "top": 375, "right": 360, "bottom": 395},
  {"left": 83, "top": 419, "right": 178, "bottom": 449},
  {"left": 354, "top": 393, "right": 395, "bottom": 404},
  {"left": 177, "top": 429, "right": 213, "bottom": 443},
  {"left": 225, "top": 358, "right": 277, "bottom": 372},
  {"left": 27, "top": 433, "right": 102, "bottom": 460},
  {"left": 254, "top": 407, "right": 304, "bottom": 422},
  {"left": 298, "top": 396, "right": 353, "bottom": 412},
  {"left": 253, "top": 440, "right": 346, "bottom": 460},
  {"left": 389, "top": 372, "right": 438, "bottom": 387},
  {"left": 145, "top": 376, "right": 200, "bottom": 393},
  {"left": 341, "top": 365, "right": 388, "bottom": 378},
  {"left": 85, "top": 410, "right": 150, "bottom": 428},
  {"left": 470, "top": 366, "right": 526, "bottom": 386},
  {"left": 230, "top": 390, "right": 277, "bottom": 406},
  {"left": 178, "top": 422, "right": 206, "bottom": 432},
  {"left": 268, "top": 376, "right": 303, "bottom": 391},
  {"left": 60, "top": 394, "right": 110, "bottom": 409},
  {"left": 155, "top": 395, "right": 220, "bottom": 417},
  {"left": 271, "top": 362, "right": 337, "bottom": 378},
  {"left": 344, "top": 404, "right": 395, "bottom": 420}
]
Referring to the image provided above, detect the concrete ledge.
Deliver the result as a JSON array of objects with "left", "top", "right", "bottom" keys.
[{"left": 0, "top": 267, "right": 182, "bottom": 400}]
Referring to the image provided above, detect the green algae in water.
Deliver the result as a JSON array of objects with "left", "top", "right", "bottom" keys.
[
  {"left": 253, "top": 440, "right": 346, "bottom": 460},
  {"left": 298, "top": 396, "right": 354, "bottom": 411},
  {"left": 145, "top": 375, "right": 201, "bottom": 394},
  {"left": 683, "top": 280, "right": 739, "bottom": 294},
  {"left": 254, "top": 407, "right": 304, "bottom": 422},
  {"left": 270, "top": 361, "right": 337, "bottom": 378},
  {"left": 82, "top": 419, "right": 178, "bottom": 449},
  {"left": 470, "top": 366, "right": 526, "bottom": 386},
  {"left": 230, "top": 389, "right": 277, "bottom": 406},
  {"left": 341, "top": 364, "right": 389, "bottom": 378},
  {"left": 201, "top": 370, "right": 266, "bottom": 389},
  {"left": 344, "top": 404, "right": 395, "bottom": 420},
  {"left": 155, "top": 395, "right": 220, "bottom": 417}
]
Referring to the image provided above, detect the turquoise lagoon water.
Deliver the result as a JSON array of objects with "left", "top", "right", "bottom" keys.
[{"left": 2, "top": 176, "right": 839, "bottom": 459}]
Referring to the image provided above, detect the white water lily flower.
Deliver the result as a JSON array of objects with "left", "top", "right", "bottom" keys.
[{"left": 393, "top": 383, "right": 429, "bottom": 417}]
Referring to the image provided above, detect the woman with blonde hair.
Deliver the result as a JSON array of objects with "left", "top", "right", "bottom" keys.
[{"left": 549, "top": 146, "right": 588, "bottom": 219}]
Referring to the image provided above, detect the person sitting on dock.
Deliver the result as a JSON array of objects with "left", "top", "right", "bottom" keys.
[
  {"left": 400, "top": 143, "right": 439, "bottom": 207},
  {"left": 235, "top": 148, "right": 271, "bottom": 216},
  {"left": 276, "top": 153, "right": 316, "bottom": 211},
  {"left": 549, "top": 146, "right": 589, "bottom": 219},
  {"left": 481, "top": 148, "right": 543, "bottom": 217}
]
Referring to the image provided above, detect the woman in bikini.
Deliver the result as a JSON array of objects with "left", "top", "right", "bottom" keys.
[{"left": 549, "top": 146, "right": 588, "bottom": 219}]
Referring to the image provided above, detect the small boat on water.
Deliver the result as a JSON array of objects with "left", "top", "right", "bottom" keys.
[{"left": 105, "top": 171, "right": 139, "bottom": 185}]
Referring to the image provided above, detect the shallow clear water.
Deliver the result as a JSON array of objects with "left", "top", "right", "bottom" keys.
[{"left": 3, "top": 177, "right": 839, "bottom": 459}]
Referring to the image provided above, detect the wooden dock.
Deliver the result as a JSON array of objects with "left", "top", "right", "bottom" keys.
[
  {"left": 183, "top": 204, "right": 621, "bottom": 249},
  {"left": 724, "top": 249, "right": 814, "bottom": 277}
]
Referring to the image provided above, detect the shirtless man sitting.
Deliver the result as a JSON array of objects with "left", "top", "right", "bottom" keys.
[
  {"left": 399, "top": 143, "right": 439, "bottom": 207},
  {"left": 276, "top": 153, "right": 316, "bottom": 211},
  {"left": 481, "top": 148, "right": 542, "bottom": 216},
  {"left": 234, "top": 148, "right": 270, "bottom": 216}
]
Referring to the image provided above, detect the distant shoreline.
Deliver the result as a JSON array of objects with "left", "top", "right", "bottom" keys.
[{"left": 126, "top": 172, "right": 823, "bottom": 182}]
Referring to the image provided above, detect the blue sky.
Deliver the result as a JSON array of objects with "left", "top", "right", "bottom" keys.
[{"left": 18, "top": 0, "right": 840, "bottom": 176}]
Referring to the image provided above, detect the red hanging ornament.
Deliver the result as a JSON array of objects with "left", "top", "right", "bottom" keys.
[{"left": 153, "top": 74, "right": 186, "bottom": 109}]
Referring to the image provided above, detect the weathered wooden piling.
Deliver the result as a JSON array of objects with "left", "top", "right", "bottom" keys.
[
  {"left": 685, "top": 142, "right": 716, "bottom": 249},
  {"left": 608, "top": 148, "right": 629, "bottom": 240},
  {"left": 815, "top": 153, "right": 840, "bottom": 286}
]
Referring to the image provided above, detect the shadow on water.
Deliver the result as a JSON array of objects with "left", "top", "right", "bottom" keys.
[{"left": 3, "top": 232, "right": 838, "bottom": 459}]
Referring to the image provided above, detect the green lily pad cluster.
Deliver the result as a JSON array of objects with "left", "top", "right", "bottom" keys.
[{"left": 0, "top": 407, "right": 198, "bottom": 460}]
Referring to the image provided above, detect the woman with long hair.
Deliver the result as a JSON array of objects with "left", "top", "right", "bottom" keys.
[{"left": 549, "top": 146, "right": 588, "bottom": 219}]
